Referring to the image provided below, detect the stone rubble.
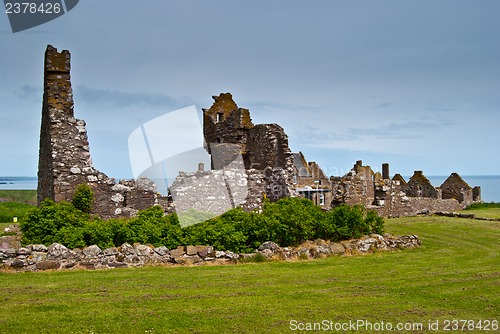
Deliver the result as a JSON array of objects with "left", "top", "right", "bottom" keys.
[{"left": 0, "top": 234, "right": 421, "bottom": 272}]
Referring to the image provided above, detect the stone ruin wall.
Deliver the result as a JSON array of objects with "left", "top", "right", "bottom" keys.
[
  {"left": 331, "top": 161, "right": 477, "bottom": 217},
  {"left": 37, "top": 46, "right": 170, "bottom": 219},
  {"left": 37, "top": 46, "right": 481, "bottom": 220},
  {"left": 173, "top": 93, "right": 295, "bottom": 209}
]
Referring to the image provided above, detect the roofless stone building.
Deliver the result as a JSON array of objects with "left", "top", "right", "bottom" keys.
[{"left": 37, "top": 45, "right": 480, "bottom": 219}]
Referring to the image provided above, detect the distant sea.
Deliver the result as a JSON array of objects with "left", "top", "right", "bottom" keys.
[{"left": 1, "top": 175, "right": 500, "bottom": 203}]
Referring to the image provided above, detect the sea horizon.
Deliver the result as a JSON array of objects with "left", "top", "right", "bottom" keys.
[{"left": 2, "top": 175, "right": 500, "bottom": 203}]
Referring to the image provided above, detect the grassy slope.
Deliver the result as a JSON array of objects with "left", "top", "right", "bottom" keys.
[
  {"left": 0, "top": 190, "right": 36, "bottom": 225},
  {"left": 464, "top": 208, "right": 500, "bottom": 219},
  {"left": 0, "top": 190, "right": 37, "bottom": 204},
  {"left": 0, "top": 215, "right": 498, "bottom": 333}
]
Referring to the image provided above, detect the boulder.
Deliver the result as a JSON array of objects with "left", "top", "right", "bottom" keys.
[
  {"left": 224, "top": 251, "right": 240, "bottom": 260},
  {"left": 30, "top": 244, "right": 48, "bottom": 252},
  {"left": 258, "top": 241, "right": 281, "bottom": 252},
  {"left": 16, "top": 247, "right": 31, "bottom": 256},
  {"left": 11, "top": 258, "right": 26, "bottom": 268},
  {"left": 135, "top": 244, "right": 153, "bottom": 257},
  {"left": 169, "top": 246, "right": 186, "bottom": 258},
  {"left": 330, "top": 243, "right": 346, "bottom": 255},
  {"left": 119, "top": 243, "right": 136, "bottom": 255},
  {"left": 36, "top": 260, "right": 61, "bottom": 270},
  {"left": 103, "top": 247, "right": 118, "bottom": 256},
  {"left": 0, "top": 235, "right": 21, "bottom": 249},
  {"left": 83, "top": 245, "right": 102, "bottom": 258},
  {"left": 47, "top": 243, "right": 70, "bottom": 260},
  {"left": 153, "top": 246, "right": 169, "bottom": 256},
  {"left": 196, "top": 245, "right": 214, "bottom": 258},
  {"left": 185, "top": 245, "right": 198, "bottom": 256},
  {"left": 27, "top": 252, "right": 47, "bottom": 265},
  {"left": 215, "top": 250, "right": 226, "bottom": 258},
  {"left": 357, "top": 237, "right": 378, "bottom": 252}
]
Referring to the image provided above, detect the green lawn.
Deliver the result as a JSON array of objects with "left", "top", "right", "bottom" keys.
[
  {"left": 0, "top": 190, "right": 36, "bottom": 225},
  {"left": 0, "top": 215, "right": 498, "bottom": 333},
  {"left": 0, "top": 190, "right": 37, "bottom": 205},
  {"left": 463, "top": 208, "right": 500, "bottom": 219}
]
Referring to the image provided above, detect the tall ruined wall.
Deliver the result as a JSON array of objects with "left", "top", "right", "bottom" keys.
[
  {"left": 202, "top": 93, "right": 294, "bottom": 203},
  {"left": 38, "top": 45, "right": 92, "bottom": 204},
  {"left": 37, "top": 45, "right": 168, "bottom": 219}
]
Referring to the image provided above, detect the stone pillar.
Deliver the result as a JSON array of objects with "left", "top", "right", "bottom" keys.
[
  {"left": 382, "top": 163, "right": 390, "bottom": 180},
  {"left": 473, "top": 186, "right": 481, "bottom": 202},
  {"left": 37, "top": 45, "right": 94, "bottom": 205}
]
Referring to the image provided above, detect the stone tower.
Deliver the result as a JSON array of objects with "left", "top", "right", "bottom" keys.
[
  {"left": 37, "top": 45, "right": 168, "bottom": 218},
  {"left": 37, "top": 45, "right": 95, "bottom": 205}
]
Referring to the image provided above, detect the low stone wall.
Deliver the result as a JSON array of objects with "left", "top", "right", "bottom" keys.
[{"left": 0, "top": 234, "right": 421, "bottom": 272}]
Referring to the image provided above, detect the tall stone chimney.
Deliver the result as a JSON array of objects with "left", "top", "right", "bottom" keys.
[{"left": 37, "top": 45, "right": 94, "bottom": 205}]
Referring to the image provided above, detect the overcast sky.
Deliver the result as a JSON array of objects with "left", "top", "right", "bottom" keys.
[{"left": 1, "top": 0, "right": 499, "bottom": 179}]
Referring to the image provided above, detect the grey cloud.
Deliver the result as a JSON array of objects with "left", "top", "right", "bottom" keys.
[
  {"left": 75, "top": 85, "right": 197, "bottom": 110},
  {"left": 294, "top": 117, "right": 456, "bottom": 145},
  {"left": 15, "top": 85, "right": 41, "bottom": 100}
]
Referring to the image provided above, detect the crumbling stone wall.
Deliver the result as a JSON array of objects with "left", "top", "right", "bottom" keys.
[
  {"left": 331, "top": 161, "right": 375, "bottom": 207},
  {"left": 332, "top": 162, "right": 477, "bottom": 217},
  {"left": 37, "top": 45, "right": 169, "bottom": 219},
  {"left": 373, "top": 179, "right": 462, "bottom": 217},
  {"left": 404, "top": 171, "right": 440, "bottom": 199},
  {"left": 440, "top": 173, "right": 475, "bottom": 205},
  {"left": 202, "top": 93, "right": 294, "bottom": 203},
  {"left": 37, "top": 46, "right": 481, "bottom": 220}
]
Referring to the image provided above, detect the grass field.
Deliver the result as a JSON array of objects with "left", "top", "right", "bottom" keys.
[
  {"left": 0, "top": 190, "right": 36, "bottom": 225},
  {"left": 0, "top": 213, "right": 498, "bottom": 333},
  {"left": 0, "top": 190, "right": 37, "bottom": 205}
]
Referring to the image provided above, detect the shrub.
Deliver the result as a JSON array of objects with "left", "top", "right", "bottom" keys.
[
  {"left": 19, "top": 196, "right": 385, "bottom": 253},
  {"left": 465, "top": 202, "right": 500, "bottom": 210},
  {"left": 20, "top": 199, "right": 90, "bottom": 245},
  {"left": 321, "top": 205, "right": 383, "bottom": 241},
  {"left": 72, "top": 184, "right": 94, "bottom": 213}
]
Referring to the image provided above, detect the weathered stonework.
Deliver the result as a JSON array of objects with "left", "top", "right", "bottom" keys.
[
  {"left": 37, "top": 45, "right": 169, "bottom": 219},
  {"left": 405, "top": 171, "right": 440, "bottom": 199},
  {"left": 331, "top": 162, "right": 478, "bottom": 217},
  {"left": 37, "top": 46, "right": 481, "bottom": 220},
  {"left": 0, "top": 234, "right": 421, "bottom": 272},
  {"left": 170, "top": 93, "right": 295, "bottom": 215},
  {"left": 440, "top": 172, "right": 479, "bottom": 206}
]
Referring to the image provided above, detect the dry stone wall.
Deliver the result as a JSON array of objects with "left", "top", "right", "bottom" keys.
[{"left": 0, "top": 234, "right": 421, "bottom": 272}]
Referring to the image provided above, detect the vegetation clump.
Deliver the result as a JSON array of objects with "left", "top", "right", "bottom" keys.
[
  {"left": 71, "top": 183, "right": 94, "bottom": 213},
  {"left": 20, "top": 197, "right": 385, "bottom": 252},
  {"left": 465, "top": 202, "right": 500, "bottom": 210}
]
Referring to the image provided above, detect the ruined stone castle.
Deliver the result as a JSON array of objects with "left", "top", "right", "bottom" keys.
[{"left": 37, "top": 45, "right": 480, "bottom": 219}]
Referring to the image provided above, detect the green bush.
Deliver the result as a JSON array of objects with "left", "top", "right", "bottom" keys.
[
  {"left": 72, "top": 184, "right": 94, "bottom": 213},
  {"left": 20, "top": 199, "right": 90, "bottom": 245},
  {"left": 465, "top": 202, "right": 500, "bottom": 210},
  {"left": 20, "top": 196, "right": 385, "bottom": 253}
]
